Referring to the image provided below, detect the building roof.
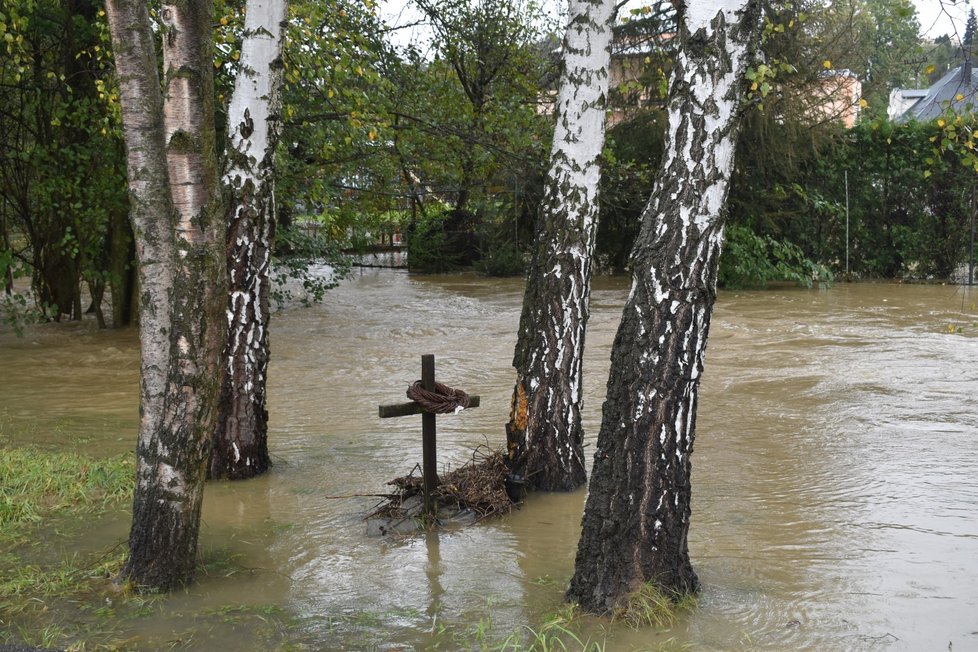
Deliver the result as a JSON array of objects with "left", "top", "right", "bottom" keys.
[
  {"left": 887, "top": 88, "right": 927, "bottom": 120},
  {"left": 895, "top": 64, "right": 978, "bottom": 122}
]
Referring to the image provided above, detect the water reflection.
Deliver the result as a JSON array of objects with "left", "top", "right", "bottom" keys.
[{"left": 1, "top": 273, "right": 978, "bottom": 650}]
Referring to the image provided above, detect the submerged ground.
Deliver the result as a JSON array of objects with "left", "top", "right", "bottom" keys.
[{"left": 1, "top": 270, "right": 977, "bottom": 650}]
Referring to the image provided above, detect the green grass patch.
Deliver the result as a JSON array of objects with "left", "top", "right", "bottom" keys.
[
  {"left": 0, "top": 447, "right": 135, "bottom": 649},
  {"left": 497, "top": 603, "right": 607, "bottom": 651},
  {"left": 0, "top": 448, "right": 133, "bottom": 539},
  {"left": 611, "top": 583, "right": 697, "bottom": 630}
]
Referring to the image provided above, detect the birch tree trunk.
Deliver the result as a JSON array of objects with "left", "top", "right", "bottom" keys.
[
  {"left": 567, "top": 0, "right": 762, "bottom": 612},
  {"left": 107, "top": 0, "right": 225, "bottom": 591},
  {"left": 211, "top": 0, "right": 287, "bottom": 480},
  {"left": 505, "top": 0, "right": 616, "bottom": 492}
]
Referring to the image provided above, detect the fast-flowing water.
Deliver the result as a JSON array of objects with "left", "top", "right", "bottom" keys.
[{"left": 2, "top": 270, "right": 977, "bottom": 651}]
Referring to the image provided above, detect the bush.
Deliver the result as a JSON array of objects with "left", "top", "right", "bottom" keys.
[
  {"left": 406, "top": 208, "right": 483, "bottom": 273},
  {"left": 719, "top": 225, "right": 832, "bottom": 289},
  {"left": 476, "top": 241, "right": 526, "bottom": 277}
]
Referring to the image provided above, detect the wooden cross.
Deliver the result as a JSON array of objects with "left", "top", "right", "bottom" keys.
[{"left": 378, "top": 354, "right": 480, "bottom": 517}]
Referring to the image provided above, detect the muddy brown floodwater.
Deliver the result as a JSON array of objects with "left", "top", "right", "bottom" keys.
[{"left": 2, "top": 270, "right": 978, "bottom": 651}]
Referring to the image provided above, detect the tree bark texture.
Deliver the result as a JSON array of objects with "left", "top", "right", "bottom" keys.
[
  {"left": 211, "top": 0, "right": 287, "bottom": 480},
  {"left": 567, "top": 0, "right": 761, "bottom": 613},
  {"left": 107, "top": 0, "right": 225, "bottom": 591},
  {"left": 506, "top": 0, "right": 617, "bottom": 492}
]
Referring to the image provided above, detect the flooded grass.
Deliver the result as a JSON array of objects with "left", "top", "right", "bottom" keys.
[
  {"left": 0, "top": 448, "right": 133, "bottom": 543},
  {"left": 0, "top": 446, "right": 136, "bottom": 649},
  {"left": 0, "top": 445, "right": 687, "bottom": 651},
  {"left": 497, "top": 603, "right": 608, "bottom": 651},
  {"left": 610, "top": 584, "right": 698, "bottom": 631}
]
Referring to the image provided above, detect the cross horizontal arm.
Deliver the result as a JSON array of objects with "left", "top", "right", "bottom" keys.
[{"left": 378, "top": 396, "right": 481, "bottom": 419}]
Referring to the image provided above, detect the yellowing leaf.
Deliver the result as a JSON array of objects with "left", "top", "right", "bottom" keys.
[
  {"left": 956, "top": 93, "right": 965, "bottom": 101},
  {"left": 859, "top": 98, "right": 868, "bottom": 109},
  {"left": 327, "top": 88, "right": 334, "bottom": 98},
  {"left": 925, "top": 64, "right": 936, "bottom": 75}
]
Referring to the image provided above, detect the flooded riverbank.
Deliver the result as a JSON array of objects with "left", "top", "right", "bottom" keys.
[{"left": 2, "top": 271, "right": 977, "bottom": 650}]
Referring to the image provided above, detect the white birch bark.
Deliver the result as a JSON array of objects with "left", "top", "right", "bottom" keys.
[
  {"left": 212, "top": 0, "right": 287, "bottom": 479},
  {"left": 104, "top": 0, "right": 174, "bottom": 472},
  {"left": 568, "top": 0, "right": 762, "bottom": 612},
  {"left": 507, "top": 0, "right": 617, "bottom": 492},
  {"left": 107, "top": 0, "right": 225, "bottom": 591}
]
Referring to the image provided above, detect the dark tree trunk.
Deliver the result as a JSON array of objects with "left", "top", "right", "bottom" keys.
[
  {"left": 108, "top": 205, "right": 136, "bottom": 327},
  {"left": 506, "top": 0, "right": 616, "bottom": 492},
  {"left": 33, "top": 243, "right": 81, "bottom": 320},
  {"left": 1, "top": 206, "right": 11, "bottom": 294},
  {"left": 567, "top": 0, "right": 761, "bottom": 613}
]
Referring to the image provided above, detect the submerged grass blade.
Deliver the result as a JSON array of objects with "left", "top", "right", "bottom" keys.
[{"left": 610, "top": 582, "right": 698, "bottom": 630}]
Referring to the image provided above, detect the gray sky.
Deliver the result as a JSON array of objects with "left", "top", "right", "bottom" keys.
[
  {"left": 914, "top": 0, "right": 970, "bottom": 39},
  {"left": 380, "top": 1, "right": 972, "bottom": 50}
]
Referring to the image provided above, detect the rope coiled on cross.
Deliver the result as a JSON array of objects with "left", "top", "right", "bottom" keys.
[{"left": 407, "top": 380, "right": 471, "bottom": 414}]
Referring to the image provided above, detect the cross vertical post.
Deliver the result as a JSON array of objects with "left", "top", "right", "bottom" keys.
[{"left": 421, "top": 354, "right": 438, "bottom": 516}]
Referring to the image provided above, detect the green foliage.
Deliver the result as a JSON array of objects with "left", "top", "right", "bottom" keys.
[
  {"left": 477, "top": 240, "right": 526, "bottom": 277},
  {"left": 276, "top": 0, "right": 393, "bottom": 220},
  {"left": 0, "top": 0, "right": 130, "bottom": 323},
  {"left": 275, "top": 0, "right": 552, "bottom": 273},
  {"left": 406, "top": 208, "right": 462, "bottom": 274},
  {"left": 271, "top": 225, "right": 351, "bottom": 308},
  {"left": 597, "top": 112, "right": 666, "bottom": 272},
  {"left": 719, "top": 225, "right": 832, "bottom": 289},
  {"left": 609, "top": 3, "right": 675, "bottom": 117},
  {"left": 806, "top": 0, "right": 921, "bottom": 117},
  {"left": 829, "top": 118, "right": 973, "bottom": 277},
  {"left": 0, "top": 243, "right": 55, "bottom": 334}
]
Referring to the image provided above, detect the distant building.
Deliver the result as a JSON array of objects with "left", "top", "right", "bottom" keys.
[
  {"left": 809, "top": 70, "right": 863, "bottom": 128},
  {"left": 887, "top": 88, "right": 928, "bottom": 120},
  {"left": 606, "top": 32, "right": 674, "bottom": 126},
  {"left": 891, "top": 64, "right": 978, "bottom": 122}
]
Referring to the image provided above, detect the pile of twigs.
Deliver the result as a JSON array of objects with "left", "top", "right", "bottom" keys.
[{"left": 370, "top": 443, "right": 516, "bottom": 522}]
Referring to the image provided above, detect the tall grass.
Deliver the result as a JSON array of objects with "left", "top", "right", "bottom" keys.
[
  {"left": 0, "top": 448, "right": 133, "bottom": 535},
  {"left": 611, "top": 583, "right": 698, "bottom": 630},
  {"left": 0, "top": 447, "right": 135, "bottom": 649}
]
